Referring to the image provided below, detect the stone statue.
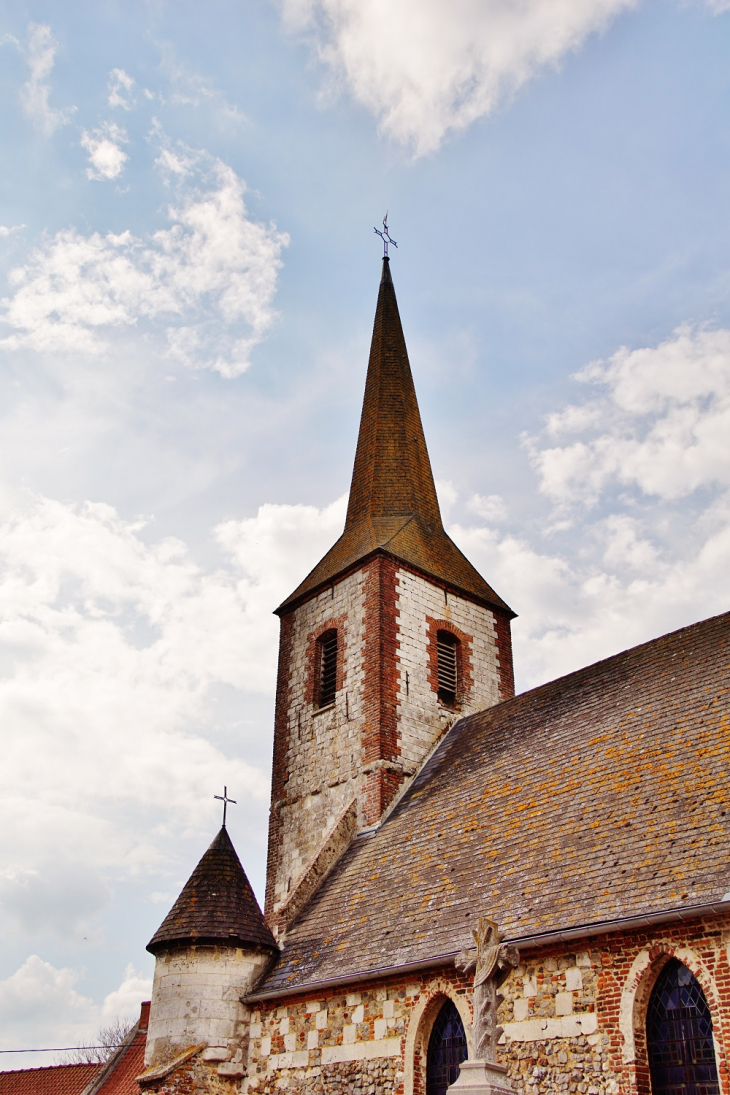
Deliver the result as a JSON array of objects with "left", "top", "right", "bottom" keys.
[{"left": 450, "top": 918, "right": 519, "bottom": 1094}]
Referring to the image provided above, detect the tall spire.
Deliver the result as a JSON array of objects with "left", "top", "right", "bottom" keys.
[
  {"left": 345, "top": 258, "right": 442, "bottom": 531},
  {"left": 277, "top": 258, "right": 513, "bottom": 616}
]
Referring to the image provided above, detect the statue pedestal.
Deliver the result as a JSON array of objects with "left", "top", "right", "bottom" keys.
[{"left": 449, "top": 1060, "right": 514, "bottom": 1095}]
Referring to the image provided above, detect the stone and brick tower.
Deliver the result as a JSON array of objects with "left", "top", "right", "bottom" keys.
[
  {"left": 145, "top": 826, "right": 277, "bottom": 1071},
  {"left": 265, "top": 256, "right": 515, "bottom": 936}
]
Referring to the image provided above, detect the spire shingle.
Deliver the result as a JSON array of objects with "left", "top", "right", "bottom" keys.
[
  {"left": 278, "top": 259, "right": 513, "bottom": 616},
  {"left": 147, "top": 827, "right": 277, "bottom": 955}
]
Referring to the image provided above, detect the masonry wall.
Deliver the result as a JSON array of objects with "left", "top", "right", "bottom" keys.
[
  {"left": 266, "top": 567, "right": 367, "bottom": 921},
  {"left": 394, "top": 567, "right": 503, "bottom": 775},
  {"left": 235, "top": 914, "right": 730, "bottom": 1095},
  {"left": 144, "top": 946, "right": 271, "bottom": 1069},
  {"left": 265, "top": 559, "right": 509, "bottom": 927}
]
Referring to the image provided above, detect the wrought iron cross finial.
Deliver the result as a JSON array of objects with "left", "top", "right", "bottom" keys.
[
  {"left": 214, "top": 786, "right": 237, "bottom": 827},
  {"left": 374, "top": 212, "right": 398, "bottom": 257}
]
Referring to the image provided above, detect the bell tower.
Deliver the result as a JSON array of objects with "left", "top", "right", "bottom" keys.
[{"left": 264, "top": 257, "right": 515, "bottom": 936}]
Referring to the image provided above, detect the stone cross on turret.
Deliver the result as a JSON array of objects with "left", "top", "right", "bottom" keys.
[{"left": 451, "top": 917, "right": 519, "bottom": 1095}]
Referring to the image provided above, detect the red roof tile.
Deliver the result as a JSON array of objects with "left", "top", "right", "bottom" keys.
[{"left": 0, "top": 1063, "right": 101, "bottom": 1095}]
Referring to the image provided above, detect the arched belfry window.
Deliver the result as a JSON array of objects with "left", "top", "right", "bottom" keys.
[
  {"left": 316, "top": 629, "right": 338, "bottom": 709},
  {"left": 426, "top": 999, "right": 467, "bottom": 1095},
  {"left": 437, "top": 630, "right": 459, "bottom": 708},
  {"left": 647, "top": 958, "right": 720, "bottom": 1095}
]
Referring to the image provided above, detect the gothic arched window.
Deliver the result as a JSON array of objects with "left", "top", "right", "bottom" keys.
[
  {"left": 426, "top": 999, "right": 467, "bottom": 1095},
  {"left": 436, "top": 630, "right": 459, "bottom": 708},
  {"left": 316, "top": 629, "right": 338, "bottom": 709},
  {"left": 647, "top": 958, "right": 720, "bottom": 1095}
]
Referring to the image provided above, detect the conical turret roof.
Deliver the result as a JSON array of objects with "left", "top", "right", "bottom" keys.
[
  {"left": 278, "top": 258, "right": 513, "bottom": 616},
  {"left": 147, "top": 827, "right": 277, "bottom": 955}
]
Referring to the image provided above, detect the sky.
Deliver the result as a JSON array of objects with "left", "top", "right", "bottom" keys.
[{"left": 1, "top": 0, "right": 730, "bottom": 1068}]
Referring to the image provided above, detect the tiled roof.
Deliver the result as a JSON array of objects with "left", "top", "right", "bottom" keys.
[
  {"left": 0, "top": 1063, "right": 101, "bottom": 1095},
  {"left": 256, "top": 610, "right": 730, "bottom": 994},
  {"left": 277, "top": 258, "right": 513, "bottom": 616},
  {"left": 148, "top": 827, "right": 277, "bottom": 954},
  {"left": 85, "top": 1001, "right": 149, "bottom": 1095}
]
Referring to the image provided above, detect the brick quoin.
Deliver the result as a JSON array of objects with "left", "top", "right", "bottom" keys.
[
  {"left": 264, "top": 611, "right": 294, "bottom": 923},
  {"left": 361, "top": 553, "right": 401, "bottom": 825},
  {"left": 425, "top": 615, "right": 474, "bottom": 708},
  {"left": 493, "top": 608, "right": 515, "bottom": 700}
]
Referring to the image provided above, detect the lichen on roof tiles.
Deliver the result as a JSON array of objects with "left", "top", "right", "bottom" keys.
[{"left": 257, "top": 610, "right": 730, "bottom": 995}]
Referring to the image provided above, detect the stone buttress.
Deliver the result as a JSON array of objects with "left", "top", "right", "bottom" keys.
[{"left": 265, "top": 256, "right": 515, "bottom": 936}]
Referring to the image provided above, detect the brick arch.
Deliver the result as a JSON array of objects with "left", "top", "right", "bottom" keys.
[
  {"left": 404, "top": 979, "right": 472, "bottom": 1095},
  {"left": 619, "top": 941, "right": 725, "bottom": 1095}
]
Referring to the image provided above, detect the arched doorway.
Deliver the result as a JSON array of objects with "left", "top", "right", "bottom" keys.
[
  {"left": 426, "top": 998, "right": 467, "bottom": 1095},
  {"left": 647, "top": 958, "right": 720, "bottom": 1095}
]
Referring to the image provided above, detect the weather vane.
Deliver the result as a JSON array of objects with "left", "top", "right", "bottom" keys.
[
  {"left": 374, "top": 212, "right": 398, "bottom": 257},
  {"left": 214, "top": 786, "right": 237, "bottom": 827}
]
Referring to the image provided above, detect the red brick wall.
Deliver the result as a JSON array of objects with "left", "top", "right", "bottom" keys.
[
  {"left": 361, "top": 555, "right": 401, "bottom": 826},
  {"left": 493, "top": 608, "right": 514, "bottom": 700},
  {"left": 264, "top": 612, "right": 294, "bottom": 922}
]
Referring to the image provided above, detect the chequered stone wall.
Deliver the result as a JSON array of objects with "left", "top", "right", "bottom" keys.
[{"left": 236, "top": 915, "right": 730, "bottom": 1095}]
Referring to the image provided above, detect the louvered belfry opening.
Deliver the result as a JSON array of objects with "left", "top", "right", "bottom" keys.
[
  {"left": 437, "top": 630, "right": 459, "bottom": 708},
  {"left": 317, "top": 629, "right": 338, "bottom": 709}
]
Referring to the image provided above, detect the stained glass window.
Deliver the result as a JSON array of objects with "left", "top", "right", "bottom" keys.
[
  {"left": 647, "top": 958, "right": 720, "bottom": 1095},
  {"left": 426, "top": 999, "right": 467, "bottom": 1095}
]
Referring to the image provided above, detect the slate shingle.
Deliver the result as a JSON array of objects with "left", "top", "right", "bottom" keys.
[
  {"left": 257, "top": 609, "right": 730, "bottom": 994},
  {"left": 147, "top": 827, "right": 277, "bottom": 954}
]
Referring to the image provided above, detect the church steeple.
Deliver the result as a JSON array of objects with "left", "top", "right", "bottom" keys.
[
  {"left": 265, "top": 254, "right": 515, "bottom": 933},
  {"left": 278, "top": 258, "right": 512, "bottom": 615},
  {"left": 345, "top": 256, "right": 442, "bottom": 530}
]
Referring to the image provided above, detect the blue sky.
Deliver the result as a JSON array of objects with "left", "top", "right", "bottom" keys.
[{"left": 1, "top": 0, "right": 730, "bottom": 1065}]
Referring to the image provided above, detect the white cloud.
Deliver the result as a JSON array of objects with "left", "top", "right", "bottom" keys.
[
  {"left": 0, "top": 956, "right": 150, "bottom": 1064},
  {"left": 81, "top": 122, "right": 129, "bottom": 180},
  {"left": 0, "top": 160, "right": 289, "bottom": 376},
  {"left": 443, "top": 323, "right": 730, "bottom": 688},
  {"left": 530, "top": 324, "right": 730, "bottom": 504},
  {"left": 0, "top": 492, "right": 344, "bottom": 882},
  {"left": 108, "top": 68, "right": 135, "bottom": 110},
  {"left": 282, "top": 0, "right": 635, "bottom": 154},
  {"left": 467, "top": 493, "right": 507, "bottom": 522},
  {"left": 0, "top": 865, "right": 111, "bottom": 939},
  {"left": 100, "top": 964, "right": 151, "bottom": 1024},
  {"left": 19, "top": 23, "right": 75, "bottom": 136}
]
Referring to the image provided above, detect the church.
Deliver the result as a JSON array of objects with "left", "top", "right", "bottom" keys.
[{"left": 135, "top": 256, "right": 730, "bottom": 1095}]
